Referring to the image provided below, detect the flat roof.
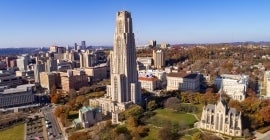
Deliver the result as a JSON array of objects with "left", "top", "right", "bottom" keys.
[
  {"left": 0, "top": 84, "right": 35, "bottom": 94},
  {"left": 167, "top": 72, "right": 198, "bottom": 79}
]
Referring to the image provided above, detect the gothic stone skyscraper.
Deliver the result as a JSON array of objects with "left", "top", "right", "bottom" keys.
[
  {"left": 107, "top": 11, "right": 141, "bottom": 104},
  {"left": 89, "top": 11, "right": 141, "bottom": 124}
]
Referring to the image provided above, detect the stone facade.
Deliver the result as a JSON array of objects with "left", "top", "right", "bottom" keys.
[
  {"left": 152, "top": 50, "right": 165, "bottom": 69},
  {"left": 199, "top": 98, "right": 242, "bottom": 137},
  {"left": 73, "top": 106, "right": 102, "bottom": 128},
  {"left": 40, "top": 72, "right": 57, "bottom": 91},
  {"left": 59, "top": 69, "right": 88, "bottom": 92},
  {"left": 84, "top": 63, "right": 109, "bottom": 83},
  {"left": 166, "top": 72, "right": 200, "bottom": 92},
  {"left": 214, "top": 74, "right": 248, "bottom": 101},
  {"left": 138, "top": 77, "right": 159, "bottom": 92},
  {"left": 89, "top": 11, "right": 141, "bottom": 124}
]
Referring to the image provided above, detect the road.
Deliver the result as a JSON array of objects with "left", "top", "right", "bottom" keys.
[{"left": 41, "top": 106, "right": 63, "bottom": 140}]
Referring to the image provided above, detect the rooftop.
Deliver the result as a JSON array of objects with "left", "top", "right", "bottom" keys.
[
  {"left": 79, "top": 106, "right": 101, "bottom": 114},
  {"left": 138, "top": 77, "right": 159, "bottom": 82},
  {"left": 167, "top": 72, "right": 198, "bottom": 79},
  {"left": 0, "top": 84, "right": 35, "bottom": 95}
]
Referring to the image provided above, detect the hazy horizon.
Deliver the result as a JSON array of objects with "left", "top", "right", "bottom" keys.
[{"left": 0, "top": 0, "right": 270, "bottom": 48}]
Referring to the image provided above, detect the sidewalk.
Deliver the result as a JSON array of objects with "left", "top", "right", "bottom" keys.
[{"left": 254, "top": 130, "right": 270, "bottom": 140}]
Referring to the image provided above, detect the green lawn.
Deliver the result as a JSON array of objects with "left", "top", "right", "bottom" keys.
[
  {"left": 144, "top": 109, "right": 197, "bottom": 140},
  {"left": 180, "top": 103, "right": 204, "bottom": 119},
  {"left": 148, "top": 109, "right": 197, "bottom": 128},
  {"left": 0, "top": 123, "right": 25, "bottom": 140},
  {"left": 142, "top": 125, "right": 160, "bottom": 140},
  {"left": 181, "top": 135, "right": 192, "bottom": 140},
  {"left": 180, "top": 128, "right": 201, "bottom": 140}
]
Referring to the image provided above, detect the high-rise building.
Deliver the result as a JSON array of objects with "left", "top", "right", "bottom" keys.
[
  {"left": 5, "top": 56, "right": 17, "bottom": 68},
  {"left": 45, "top": 58, "right": 57, "bottom": 72},
  {"left": 79, "top": 50, "right": 95, "bottom": 68},
  {"left": 49, "top": 46, "right": 66, "bottom": 53},
  {"left": 16, "top": 54, "right": 30, "bottom": 71},
  {"left": 81, "top": 41, "right": 86, "bottom": 50},
  {"left": 34, "top": 60, "right": 45, "bottom": 83},
  {"left": 74, "top": 43, "right": 79, "bottom": 50},
  {"left": 108, "top": 11, "right": 141, "bottom": 104},
  {"left": 149, "top": 40, "right": 156, "bottom": 47},
  {"left": 60, "top": 70, "right": 88, "bottom": 92},
  {"left": 40, "top": 72, "right": 57, "bottom": 91},
  {"left": 89, "top": 11, "right": 141, "bottom": 124},
  {"left": 153, "top": 50, "right": 165, "bottom": 68}
]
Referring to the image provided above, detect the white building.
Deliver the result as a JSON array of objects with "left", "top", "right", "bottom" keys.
[
  {"left": 89, "top": 11, "right": 141, "bottom": 124},
  {"left": 166, "top": 72, "right": 200, "bottom": 91},
  {"left": 138, "top": 69, "right": 166, "bottom": 88},
  {"left": 138, "top": 69, "right": 166, "bottom": 80},
  {"left": 73, "top": 106, "right": 102, "bottom": 128},
  {"left": 200, "top": 98, "right": 242, "bottom": 137},
  {"left": 16, "top": 54, "right": 30, "bottom": 71},
  {"left": 79, "top": 50, "right": 95, "bottom": 68},
  {"left": 137, "top": 57, "right": 152, "bottom": 70},
  {"left": 260, "top": 71, "right": 270, "bottom": 97},
  {"left": 138, "top": 77, "right": 159, "bottom": 92},
  {"left": 214, "top": 74, "right": 248, "bottom": 101}
]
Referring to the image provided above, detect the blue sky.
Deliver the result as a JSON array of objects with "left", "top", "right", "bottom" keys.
[{"left": 0, "top": 0, "right": 269, "bottom": 47}]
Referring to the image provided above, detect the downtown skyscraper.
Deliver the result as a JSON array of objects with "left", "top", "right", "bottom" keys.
[{"left": 107, "top": 11, "right": 141, "bottom": 104}]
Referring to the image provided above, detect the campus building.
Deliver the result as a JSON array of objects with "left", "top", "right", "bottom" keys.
[
  {"left": 89, "top": 11, "right": 141, "bottom": 124},
  {"left": 200, "top": 98, "right": 242, "bottom": 137}
]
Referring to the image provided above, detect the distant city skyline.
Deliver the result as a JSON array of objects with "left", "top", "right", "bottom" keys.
[{"left": 0, "top": 0, "right": 270, "bottom": 48}]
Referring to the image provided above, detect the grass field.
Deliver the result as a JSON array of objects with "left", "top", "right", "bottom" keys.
[
  {"left": 142, "top": 125, "right": 160, "bottom": 140},
  {"left": 148, "top": 109, "right": 197, "bottom": 128},
  {"left": 144, "top": 109, "right": 198, "bottom": 140},
  {"left": 0, "top": 123, "right": 25, "bottom": 140}
]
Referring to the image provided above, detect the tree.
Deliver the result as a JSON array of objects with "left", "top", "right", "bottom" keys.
[
  {"left": 54, "top": 106, "right": 62, "bottom": 117},
  {"left": 192, "top": 132, "right": 202, "bottom": 140},
  {"left": 50, "top": 93, "right": 60, "bottom": 104},
  {"left": 69, "top": 132, "right": 88, "bottom": 140},
  {"left": 228, "top": 99, "right": 241, "bottom": 111},
  {"left": 164, "top": 97, "right": 180, "bottom": 110},
  {"left": 50, "top": 85, "right": 57, "bottom": 94},
  {"left": 127, "top": 116, "right": 138, "bottom": 127},
  {"left": 136, "top": 125, "right": 149, "bottom": 137},
  {"left": 147, "top": 100, "right": 157, "bottom": 111},
  {"left": 259, "top": 105, "right": 270, "bottom": 122},
  {"left": 75, "top": 96, "right": 85, "bottom": 108},
  {"left": 203, "top": 92, "right": 218, "bottom": 104},
  {"left": 60, "top": 113, "right": 67, "bottom": 127},
  {"left": 124, "top": 105, "right": 143, "bottom": 119},
  {"left": 158, "top": 127, "right": 177, "bottom": 140},
  {"left": 180, "top": 92, "right": 188, "bottom": 103},
  {"left": 115, "top": 126, "right": 129, "bottom": 135},
  {"left": 68, "top": 89, "right": 77, "bottom": 99}
]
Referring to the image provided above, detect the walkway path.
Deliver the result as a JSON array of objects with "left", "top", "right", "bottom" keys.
[{"left": 254, "top": 130, "right": 270, "bottom": 140}]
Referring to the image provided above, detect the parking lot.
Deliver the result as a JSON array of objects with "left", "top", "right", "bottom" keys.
[{"left": 25, "top": 115, "right": 45, "bottom": 140}]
